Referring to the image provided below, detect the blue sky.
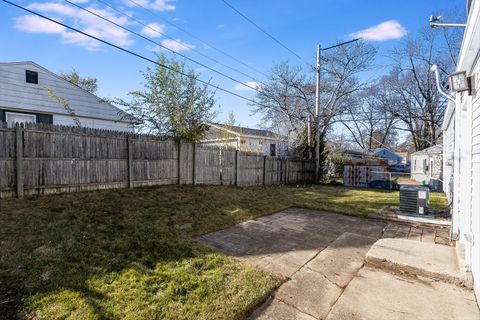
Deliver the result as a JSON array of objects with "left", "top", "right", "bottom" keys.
[{"left": 0, "top": 0, "right": 465, "bottom": 128}]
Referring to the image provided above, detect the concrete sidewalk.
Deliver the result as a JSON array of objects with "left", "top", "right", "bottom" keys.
[{"left": 198, "top": 208, "right": 480, "bottom": 320}]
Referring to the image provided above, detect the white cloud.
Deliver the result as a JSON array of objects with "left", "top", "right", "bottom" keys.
[
  {"left": 14, "top": 3, "right": 134, "bottom": 50},
  {"left": 125, "top": 0, "right": 175, "bottom": 11},
  {"left": 140, "top": 22, "right": 165, "bottom": 37},
  {"left": 350, "top": 20, "right": 407, "bottom": 42},
  {"left": 234, "top": 81, "right": 260, "bottom": 91},
  {"left": 14, "top": 15, "right": 66, "bottom": 34},
  {"left": 160, "top": 39, "right": 194, "bottom": 52},
  {"left": 27, "top": 2, "right": 77, "bottom": 16}
]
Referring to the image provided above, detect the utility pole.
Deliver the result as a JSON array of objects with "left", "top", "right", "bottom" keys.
[
  {"left": 314, "top": 44, "right": 321, "bottom": 183},
  {"left": 307, "top": 115, "right": 312, "bottom": 159},
  {"left": 314, "top": 38, "right": 360, "bottom": 184}
]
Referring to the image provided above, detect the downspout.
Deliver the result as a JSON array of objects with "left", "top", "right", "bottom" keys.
[
  {"left": 430, "top": 65, "right": 455, "bottom": 104},
  {"left": 431, "top": 64, "right": 458, "bottom": 242}
]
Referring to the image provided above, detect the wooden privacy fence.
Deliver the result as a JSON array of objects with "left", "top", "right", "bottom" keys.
[{"left": 0, "top": 122, "right": 315, "bottom": 198}]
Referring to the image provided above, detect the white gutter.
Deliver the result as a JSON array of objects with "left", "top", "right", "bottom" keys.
[{"left": 430, "top": 65, "right": 457, "bottom": 131}]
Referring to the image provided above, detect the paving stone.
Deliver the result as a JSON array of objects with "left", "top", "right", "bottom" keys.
[
  {"left": 409, "top": 227, "right": 423, "bottom": 235},
  {"left": 382, "top": 230, "right": 397, "bottom": 238},
  {"left": 408, "top": 233, "right": 422, "bottom": 241},
  {"left": 436, "top": 229, "right": 450, "bottom": 238},
  {"left": 250, "top": 298, "right": 316, "bottom": 320},
  {"left": 300, "top": 232, "right": 340, "bottom": 249},
  {"left": 346, "top": 221, "right": 386, "bottom": 238},
  {"left": 435, "top": 236, "right": 452, "bottom": 246},
  {"left": 306, "top": 232, "right": 377, "bottom": 287},
  {"left": 281, "top": 247, "right": 320, "bottom": 266},
  {"left": 326, "top": 267, "right": 480, "bottom": 320},
  {"left": 421, "top": 228, "right": 436, "bottom": 243},
  {"left": 255, "top": 254, "right": 303, "bottom": 278},
  {"left": 275, "top": 268, "right": 342, "bottom": 319}
]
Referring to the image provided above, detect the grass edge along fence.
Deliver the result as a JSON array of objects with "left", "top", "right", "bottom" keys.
[{"left": 0, "top": 122, "right": 315, "bottom": 198}]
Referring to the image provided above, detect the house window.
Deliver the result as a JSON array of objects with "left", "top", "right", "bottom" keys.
[
  {"left": 422, "top": 159, "right": 429, "bottom": 172},
  {"left": 6, "top": 112, "right": 36, "bottom": 127},
  {"left": 26, "top": 70, "right": 38, "bottom": 84},
  {"left": 240, "top": 139, "right": 246, "bottom": 144},
  {"left": 270, "top": 143, "right": 276, "bottom": 157}
]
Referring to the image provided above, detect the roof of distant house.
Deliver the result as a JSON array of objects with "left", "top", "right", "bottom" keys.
[
  {"left": 396, "top": 151, "right": 410, "bottom": 159},
  {"left": 411, "top": 144, "right": 443, "bottom": 155},
  {"left": 206, "top": 123, "right": 287, "bottom": 140},
  {"left": 373, "top": 147, "right": 401, "bottom": 156}
]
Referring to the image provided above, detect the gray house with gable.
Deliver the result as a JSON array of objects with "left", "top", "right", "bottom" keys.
[{"left": 0, "top": 61, "right": 135, "bottom": 131}]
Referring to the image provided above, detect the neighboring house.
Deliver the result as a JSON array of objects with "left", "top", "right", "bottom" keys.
[
  {"left": 441, "top": 0, "right": 480, "bottom": 298},
  {"left": 372, "top": 148, "right": 406, "bottom": 165},
  {"left": 342, "top": 149, "right": 371, "bottom": 160},
  {"left": 201, "top": 123, "right": 288, "bottom": 156},
  {"left": 396, "top": 152, "right": 410, "bottom": 165},
  {"left": 0, "top": 61, "right": 135, "bottom": 131},
  {"left": 410, "top": 144, "right": 443, "bottom": 184}
]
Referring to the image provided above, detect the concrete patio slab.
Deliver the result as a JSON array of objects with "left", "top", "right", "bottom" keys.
[
  {"left": 366, "top": 238, "right": 472, "bottom": 288},
  {"left": 198, "top": 208, "right": 477, "bottom": 319},
  {"left": 306, "top": 232, "right": 377, "bottom": 288},
  {"left": 326, "top": 267, "right": 480, "bottom": 320},
  {"left": 274, "top": 268, "right": 342, "bottom": 319},
  {"left": 250, "top": 298, "right": 316, "bottom": 320}
]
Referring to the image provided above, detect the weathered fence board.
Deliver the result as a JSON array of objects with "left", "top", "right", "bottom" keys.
[{"left": 0, "top": 122, "right": 315, "bottom": 198}]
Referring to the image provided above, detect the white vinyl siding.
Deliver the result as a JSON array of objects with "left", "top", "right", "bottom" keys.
[
  {"left": 0, "top": 62, "right": 133, "bottom": 132},
  {"left": 53, "top": 114, "right": 133, "bottom": 131}
]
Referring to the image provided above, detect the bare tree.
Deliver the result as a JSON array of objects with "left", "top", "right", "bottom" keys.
[
  {"left": 251, "top": 62, "right": 314, "bottom": 137},
  {"left": 340, "top": 82, "right": 399, "bottom": 151},
  {"left": 384, "top": 24, "right": 462, "bottom": 151},
  {"left": 252, "top": 41, "right": 376, "bottom": 173}
]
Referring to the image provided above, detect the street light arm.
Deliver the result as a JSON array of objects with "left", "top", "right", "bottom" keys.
[{"left": 430, "top": 22, "right": 466, "bottom": 28}]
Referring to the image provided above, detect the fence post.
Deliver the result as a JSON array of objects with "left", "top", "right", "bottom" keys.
[
  {"left": 192, "top": 142, "right": 196, "bottom": 185},
  {"left": 263, "top": 156, "right": 267, "bottom": 186},
  {"left": 280, "top": 159, "right": 283, "bottom": 185},
  {"left": 285, "top": 159, "right": 289, "bottom": 185},
  {"left": 301, "top": 160, "right": 305, "bottom": 185},
  {"left": 15, "top": 125, "right": 24, "bottom": 198},
  {"left": 235, "top": 150, "right": 240, "bottom": 186},
  {"left": 127, "top": 135, "right": 134, "bottom": 189},
  {"left": 177, "top": 140, "right": 182, "bottom": 184}
]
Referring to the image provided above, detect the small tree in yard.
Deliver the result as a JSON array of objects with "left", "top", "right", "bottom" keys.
[{"left": 117, "top": 54, "right": 217, "bottom": 141}]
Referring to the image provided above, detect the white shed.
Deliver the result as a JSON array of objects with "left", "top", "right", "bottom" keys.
[
  {"left": 410, "top": 144, "right": 443, "bottom": 184},
  {"left": 0, "top": 61, "right": 135, "bottom": 132}
]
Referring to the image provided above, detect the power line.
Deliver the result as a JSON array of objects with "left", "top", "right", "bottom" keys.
[
  {"left": 1, "top": 0, "right": 265, "bottom": 105},
  {"left": 125, "top": 0, "right": 269, "bottom": 78},
  {"left": 221, "top": 0, "right": 309, "bottom": 64},
  {"left": 95, "top": 0, "right": 263, "bottom": 84},
  {"left": 63, "top": 0, "right": 261, "bottom": 92}
]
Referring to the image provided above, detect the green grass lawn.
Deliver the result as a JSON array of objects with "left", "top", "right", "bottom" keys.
[{"left": 0, "top": 185, "right": 447, "bottom": 320}]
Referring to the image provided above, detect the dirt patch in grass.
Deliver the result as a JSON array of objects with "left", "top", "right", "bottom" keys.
[{"left": 0, "top": 185, "right": 447, "bottom": 319}]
